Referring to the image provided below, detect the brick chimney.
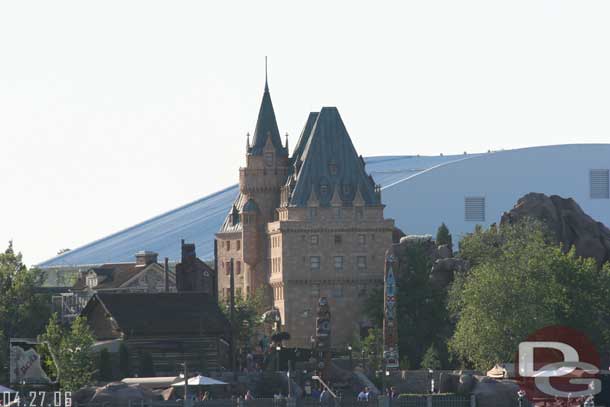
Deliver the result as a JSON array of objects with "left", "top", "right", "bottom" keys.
[{"left": 135, "top": 251, "right": 158, "bottom": 267}]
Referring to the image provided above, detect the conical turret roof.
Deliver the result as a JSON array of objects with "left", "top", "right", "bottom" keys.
[{"left": 249, "top": 80, "right": 287, "bottom": 156}]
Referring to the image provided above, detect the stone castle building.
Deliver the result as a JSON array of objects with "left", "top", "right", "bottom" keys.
[{"left": 215, "top": 76, "right": 394, "bottom": 348}]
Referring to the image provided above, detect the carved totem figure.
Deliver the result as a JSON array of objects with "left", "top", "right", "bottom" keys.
[
  {"left": 383, "top": 248, "right": 400, "bottom": 369},
  {"left": 314, "top": 297, "right": 332, "bottom": 380}
]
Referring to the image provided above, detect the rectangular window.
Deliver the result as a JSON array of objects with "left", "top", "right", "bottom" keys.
[
  {"left": 335, "top": 208, "right": 342, "bottom": 219},
  {"left": 225, "top": 240, "right": 230, "bottom": 251},
  {"left": 465, "top": 197, "right": 486, "bottom": 222},
  {"left": 310, "top": 235, "right": 319, "bottom": 246},
  {"left": 311, "top": 284, "right": 320, "bottom": 297},
  {"left": 334, "top": 256, "right": 344, "bottom": 271},
  {"left": 358, "top": 234, "right": 366, "bottom": 246},
  {"left": 236, "top": 261, "right": 241, "bottom": 275},
  {"left": 591, "top": 169, "right": 609, "bottom": 199},
  {"left": 309, "top": 207, "right": 317, "bottom": 220},
  {"left": 332, "top": 287, "right": 343, "bottom": 298},
  {"left": 236, "top": 240, "right": 241, "bottom": 250},
  {"left": 225, "top": 261, "right": 231, "bottom": 275},
  {"left": 356, "top": 207, "right": 364, "bottom": 219},
  {"left": 358, "top": 284, "right": 367, "bottom": 297},
  {"left": 357, "top": 256, "right": 367, "bottom": 270},
  {"left": 334, "top": 234, "right": 342, "bottom": 245},
  {"left": 310, "top": 256, "right": 321, "bottom": 271},
  {"left": 264, "top": 152, "right": 274, "bottom": 167}
]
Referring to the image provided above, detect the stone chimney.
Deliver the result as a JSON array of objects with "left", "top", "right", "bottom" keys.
[{"left": 135, "top": 251, "right": 158, "bottom": 267}]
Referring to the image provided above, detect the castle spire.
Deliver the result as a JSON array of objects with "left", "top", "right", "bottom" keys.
[
  {"left": 249, "top": 58, "right": 286, "bottom": 156},
  {"left": 265, "top": 56, "right": 269, "bottom": 92},
  {"left": 284, "top": 132, "right": 289, "bottom": 151}
]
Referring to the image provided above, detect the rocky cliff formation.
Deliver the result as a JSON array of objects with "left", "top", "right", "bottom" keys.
[{"left": 501, "top": 192, "right": 610, "bottom": 266}]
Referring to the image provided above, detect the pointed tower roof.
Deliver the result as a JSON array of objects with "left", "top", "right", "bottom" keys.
[
  {"left": 288, "top": 107, "right": 380, "bottom": 207},
  {"left": 249, "top": 71, "right": 287, "bottom": 156},
  {"left": 291, "top": 112, "right": 319, "bottom": 166}
]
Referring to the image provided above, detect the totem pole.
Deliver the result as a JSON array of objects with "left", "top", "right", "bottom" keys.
[
  {"left": 315, "top": 297, "right": 332, "bottom": 380},
  {"left": 383, "top": 248, "right": 400, "bottom": 369}
]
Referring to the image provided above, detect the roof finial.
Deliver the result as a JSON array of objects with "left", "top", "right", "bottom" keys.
[
  {"left": 284, "top": 132, "right": 289, "bottom": 151},
  {"left": 265, "top": 56, "right": 269, "bottom": 92}
]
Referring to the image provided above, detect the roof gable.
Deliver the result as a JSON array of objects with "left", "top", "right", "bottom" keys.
[{"left": 83, "top": 292, "right": 230, "bottom": 337}]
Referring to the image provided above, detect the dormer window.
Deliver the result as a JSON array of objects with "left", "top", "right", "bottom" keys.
[
  {"left": 86, "top": 274, "right": 97, "bottom": 288},
  {"left": 328, "top": 161, "right": 338, "bottom": 176},
  {"left": 264, "top": 152, "right": 274, "bottom": 167},
  {"left": 320, "top": 183, "right": 329, "bottom": 195}
]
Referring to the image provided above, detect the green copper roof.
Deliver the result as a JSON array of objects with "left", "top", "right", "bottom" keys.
[
  {"left": 288, "top": 107, "right": 379, "bottom": 207},
  {"left": 249, "top": 80, "right": 287, "bottom": 156}
]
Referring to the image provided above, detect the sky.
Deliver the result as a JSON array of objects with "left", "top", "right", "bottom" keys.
[{"left": 1, "top": 0, "right": 609, "bottom": 266}]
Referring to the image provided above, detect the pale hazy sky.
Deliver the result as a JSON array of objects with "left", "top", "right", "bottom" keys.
[{"left": 1, "top": 0, "right": 609, "bottom": 265}]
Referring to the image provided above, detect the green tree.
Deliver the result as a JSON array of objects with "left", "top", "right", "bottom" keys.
[
  {"left": 363, "top": 287, "right": 384, "bottom": 327},
  {"left": 98, "top": 349, "right": 113, "bottom": 381},
  {"left": 119, "top": 343, "right": 130, "bottom": 378},
  {"left": 0, "top": 242, "right": 51, "bottom": 382},
  {"left": 436, "top": 223, "right": 453, "bottom": 250},
  {"left": 222, "top": 288, "right": 268, "bottom": 351},
  {"left": 362, "top": 328, "right": 383, "bottom": 371},
  {"left": 450, "top": 221, "right": 610, "bottom": 370},
  {"left": 394, "top": 240, "right": 452, "bottom": 368},
  {"left": 421, "top": 344, "right": 442, "bottom": 370},
  {"left": 40, "top": 315, "right": 95, "bottom": 391}
]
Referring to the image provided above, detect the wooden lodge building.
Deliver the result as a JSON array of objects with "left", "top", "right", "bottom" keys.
[
  {"left": 82, "top": 292, "right": 230, "bottom": 376},
  {"left": 80, "top": 241, "right": 229, "bottom": 377}
]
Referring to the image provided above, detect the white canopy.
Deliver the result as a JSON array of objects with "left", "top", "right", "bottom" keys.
[
  {"left": 0, "top": 385, "right": 17, "bottom": 393},
  {"left": 171, "top": 375, "right": 227, "bottom": 387}
]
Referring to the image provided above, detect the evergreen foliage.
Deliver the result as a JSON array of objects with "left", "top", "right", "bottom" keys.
[{"left": 436, "top": 223, "right": 453, "bottom": 249}]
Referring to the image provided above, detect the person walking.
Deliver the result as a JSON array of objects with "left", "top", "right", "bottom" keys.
[
  {"left": 245, "top": 390, "right": 254, "bottom": 400},
  {"left": 357, "top": 387, "right": 370, "bottom": 401}
]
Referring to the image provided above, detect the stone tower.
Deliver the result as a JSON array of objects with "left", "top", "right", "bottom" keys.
[
  {"left": 216, "top": 75, "right": 289, "bottom": 301},
  {"left": 216, "top": 77, "right": 394, "bottom": 348}
]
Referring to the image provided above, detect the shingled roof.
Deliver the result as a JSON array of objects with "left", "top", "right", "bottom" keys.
[
  {"left": 287, "top": 107, "right": 380, "bottom": 207},
  {"left": 248, "top": 79, "right": 287, "bottom": 157},
  {"left": 83, "top": 292, "right": 230, "bottom": 337}
]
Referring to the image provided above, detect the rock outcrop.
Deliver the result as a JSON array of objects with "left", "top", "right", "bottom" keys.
[
  {"left": 393, "top": 234, "right": 468, "bottom": 289},
  {"left": 501, "top": 193, "right": 610, "bottom": 266}
]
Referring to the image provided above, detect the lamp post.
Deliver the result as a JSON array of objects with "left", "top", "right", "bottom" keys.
[
  {"left": 179, "top": 362, "right": 189, "bottom": 405},
  {"left": 428, "top": 369, "right": 434, "bottom": 394},
  {"left": 517, "top": 390, "right": 526, "bottom": 407},
  {"left": 347, "top": 345, "right": 353, "bottom": 371},
  {"left": 361, "top": 350, "right": 365, "bottom": 371},
  {"left": 276, "top": 345, "right": 281, "bottom": 372}
]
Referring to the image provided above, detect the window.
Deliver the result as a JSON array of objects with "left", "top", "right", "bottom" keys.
[
  {"left": 236, "top": 287, "right": 242, "bottom": 297},
  {"left": 334, "top": 234, "right": 342, "bottom": 245},
  {"left": 310, "top": 235, "right": 319, "bottom": 246},
  {"left": 358, "top": 284, "right": 367, "bottom": 297},
  {"left": 334, "top": 256, "right": 344, "bottom": 271},
  {"left": 236, "top": 261, "right": 241, "bottom": 275},
  {"left": 332, "top": 287, "right": 343, "bottom": 298},
  {"left": 86, "top": 275, "right": 97, "bottom": 288},
  {"left": 225, "top": 262, "right": 231, "bottom": 275},
  {"left": 311, "top": 284, "right": 321, "bottom": 297},
  {"left": 310, "top": 256, "right": 321, "bottom": 271},
  {"left": 590, "top": 169, "right": 609, "bottom": 199},
  {"left": 236, "top": 240, "right": 241, "bottom": 250},
  {"left": 309, "top": 207, "right": 317, "bottom": 220},
  {"left": 225, "top": 240, "right": 231, "bottom": 251},
  {"left": 320, "top": 184, "right": 329, "bottom": 195},
  {"left": 465, "top": 197, "right": 486, "bottom": 222},
  {"left": 357, "top": 256, "right": 367, "bottom": 270},
  {"left": 358, "top": 234, "right": 366, "bottom": 246},
  {"left": 264, "top": 152, "right": 274, "bottom": 167},
  {"left": 356, "top": 207, "right": 364, "bottom": 219},
  {"left": 328, "top": 161, "right": 338, "bottom": 176},
  {"left": 335, "top": 208, "right": 342, "bottom": 219}
]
